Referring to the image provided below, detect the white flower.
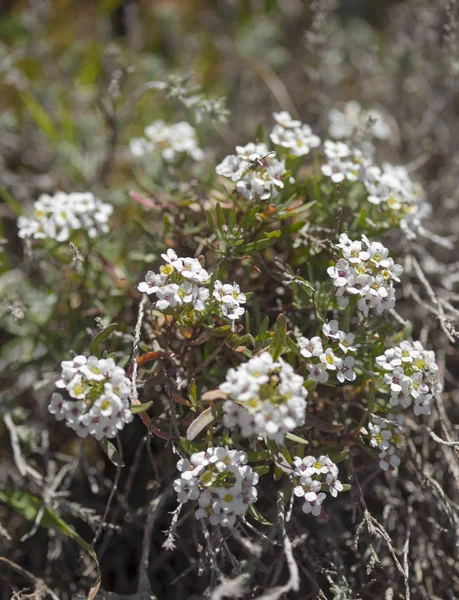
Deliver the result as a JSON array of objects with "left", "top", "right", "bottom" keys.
[
  {"left": 322, "top": 320, "right": 340, "bottom": 340},
  {"left": 270, "top": 119, "right": 321, "bottom": 156},
  {"left": 130, "top": 120, "right": 203, "bottom": 162},
  {"left": 216, "top": 155, "right": 249, "bottom": 181},
  {"left": 338, "top": 331, "right": 356, "bottom": 353},
  {"left": 18, "top": 191, "right": 112, "bottom": 242},
  {"left": 292, "top": 454, "right": 342, "bottom": 516},
  {"left": 155, "top": 284, "right": 182, "bottom": 310},
  {"left": 221, "top": 353, "right": 307, "bottom": 442},
  {"left": 49, "top": 355, "right": 133, "bottom": 440},
  {"left": 174, "top": 447, "right": 258, "bottom": 527},
  {"left": 336, "top": 356, "right": 357, "bottom": 383},
  {"left": 307, "top": 363, "right": 329, "bottom": 384},
  {"left": 48, "top": 393, "right": 67, "bottom": 421},
  {"left": 328, "top": 101, "right": 391, "bottom": 141},
  {"left": 328, "top": 235, "right": 402, "bottom": 317},
  {"left": 273, "top": 111, "right": 302, "bottom": 128},
  {"left": 235, "top": 142, "right": 269, "bottom": 160},
  {"left": 298, "top": 336, "right": 323, "bottom": 358},
  {"left": 138, "top": 271, "right": 166, "bottom": 295},
  {"left": 320, "top": 348, "right": 343, "bottom": 371}
]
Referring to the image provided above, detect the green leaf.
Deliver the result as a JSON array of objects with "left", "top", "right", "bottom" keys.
[
  {"left": 248, "top": 503, "right": 272, "bottom": 526},
  {"left": 206, "top": 211, "right": 220, "bottom": 237},
  {"left": 242, "top": 234, "right": 280, "bottom": 253},
  {"left": 21, "top": 93, "right": 59, "bottom": 141},
  {"left": 90, "top": 323, "right": 118, "bottom": 358},
  {"left": 228, "top": 208, "right": 236, "bottom": 229},
  {"left": 204, "top": 324, "right": 231, "bottom": 336},
  {"left": 252, "top": 465, "right": 270, "bottom": 476},
  {"left": 247, "top": 450, "right": 271, "bottom": 462},
  {"left": 180, "top": 437, "right": 206, "bottom": 455},
  {"left": 270, "top": 314, "right": 287, "bottom": 360},
  {"left": 0, "top": 187, "right": 22, "bottom": 216},
  {"left": 189, "top": 378, "right": 197, "bottom": 407},
  {"left": 130, "top": 401, "right": 153, "bottom": 414},
  {"left": 99, "top": 438, "right": 125, "bottom": 467},
  {"left": 265, "top": 229, "right": 281, "bottom": 239},
  {"left": 285, "top": 431, "right": 309, "bottom": 445},
  {"left": 241, "top": 204, "right": 260, "bottom": 229},
  {"left": 0, "top": 489, "right": 101, "bottom": 598},
  {"left": 215, "top": 202, "right": 225, "bottom": 228},
  {"left": 327, "top": 449, "right": 349, "bottom": 464},
  {"left": 186, "top": 403, "right": 224, "bottom": 441}
]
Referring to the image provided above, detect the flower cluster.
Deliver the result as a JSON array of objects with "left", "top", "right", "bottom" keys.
[
  {"left": 321, "top": 140, "right": 366, "bottom": 184},
  {"left": 269, "top": 111, "right": 321, "bottom": 157},
  {"left": 327, "top": 233, "right": 403, "bottom": 316},
  {"left": 368, "top": 415, "right": 404, "bottom": 471},
  {"left": 48, "top": 355, "right": 133, "bottom": 440},
  {"left": 298, "top": 320, "right": 357, "bottom": 385},
  {"left": 138, "top": 249, "right": 247, "bottom": 325},
  {"left": 292, "top": 455, "right": 343, "bottom": 516},
  {"left": 173, "top": 447, "right": 258, "bottom": 527},
  {"left": 328, "top": 100, "right": 392, "bottom": 141},
  {"left": 376, "top": 340, "right": 441, "bottom": 416},
  {"left": 216, "top": 142, "right": 287, "bottom": 201},
  {"left": 130, "top": 120, "right": 204, "bottom": 162},
  {"left": 220, "top": 352, "right": 308, "bottom": 443},
  {"left": 18, "top": 192, "right": 113, "bottom": 242},
  {"left": 363, "top": 163, "right": 428, "bottom": 237}
]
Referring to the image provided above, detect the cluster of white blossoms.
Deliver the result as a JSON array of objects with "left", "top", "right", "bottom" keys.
[
  {"left": 130, "top": 120, "right": 204, "bottom": 162},
  {"left": 216, "top": 142, "right": 288, "bottom": 201},
  {"left": 292, "top": 455, "right": 343, "bottom": 516},
  {"left": 269, "top": 111, "right": 321, "bottom": 157},
  {"left": 363, "top": 163, "right": 429, "bottom": 237},
  {"left": 220, "top": 352, "right": 308, "bottom": 443},
  {"left": 18, "top": 192, "right": 113, "bottom": 242},
  {"left": 173, "top": 447, "right": 258, "bottom": 528},
  {"left": 48, "top": 355, "right": 133, "bottom": 440},
  {"left": 368, "top": 415, "right": 404, "bottom": 471},
  {"left": 328, "top": 100, "right": 392, "bottom": 141},
  {"left": 327, "top": 233, "right": 403, "bottom": 316},
  {"left": 376, "top": 340, "right": 441, "bottom": 416},
  {"left": 321, "top": 140, "right": 366, "bottom": 184},
  {"left": 298, "top": 320, "right": 357, "bottom": 385},
  {"left": 138, "top": 249, "right": 246, "bottom": 325}
]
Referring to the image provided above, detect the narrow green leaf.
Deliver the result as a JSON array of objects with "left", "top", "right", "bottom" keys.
[
  {"left": 285, "top": 431, "right": 309, "bottom": 445},
  {"left": 0, "top": 187, "right": 22, "bottom": 216},
  {"left": 248, "top": 503, "right": 272, "bottom": 526},
  {"left": 206, "top": 211, "right": 220, "bottom": 237},
  {"left": 215, "top": 202, "right": 225, "bottom": 228},
  {"left": 130, "top": 401, "right": 153, "bottom": 414},
  {"left": 90, "top": 323, "right": 117, "bottom": 357},
  {"left": 99, "top": 438, "right": 125, "bottom": 467},
  {"left": 242, "top": 236, "right": 279, "bottom": 253},
  {"left": 265, "top": 230, "right": 281, "bottom": 239},
  {"left": 21, "top": 93, "right": 59, "bottom": 141},
  {"left": 189, "top": 378, "right": 197, "bottom": 407},
  {"left": 228, "top": 208, "right": 236, "bottom": 230},
  {"left": 186, "top": 403, "right": 224, "bottom": 441},
  {"left": 0, "top": 488, "right": 101, "bottom": 598},
  {"left": 241, "top": 204, "right": 260, "bottom": 229},
  {"left": 270, "top": 314, "right": 287, "bottom": 360}
]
